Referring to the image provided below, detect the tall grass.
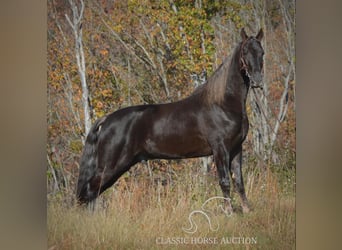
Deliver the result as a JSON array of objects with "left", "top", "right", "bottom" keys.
[{"left": 48, "top": 163, "right": 295, "bottom": 249}]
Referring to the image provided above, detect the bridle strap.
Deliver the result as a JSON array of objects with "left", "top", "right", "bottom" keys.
[{"left": 239, "top": 37, "right": 251, "bottom": 72}]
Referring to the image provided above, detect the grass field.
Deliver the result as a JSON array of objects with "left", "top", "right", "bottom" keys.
[{"left": 48, "top": 163, "right": 295, "bottom": 249}]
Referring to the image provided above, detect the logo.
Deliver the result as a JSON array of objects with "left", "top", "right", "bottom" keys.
[{"left": 182, "top": 196, "right": 232, "bottom": 234}]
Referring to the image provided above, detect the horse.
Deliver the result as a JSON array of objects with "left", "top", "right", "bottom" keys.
[{"left": 76, "top": 28, "right": 264, "bottom": 213}]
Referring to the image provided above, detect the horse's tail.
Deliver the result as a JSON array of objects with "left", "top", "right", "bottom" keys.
[{"left": 76, "top": 115, "right": 107, "bottom": 203}]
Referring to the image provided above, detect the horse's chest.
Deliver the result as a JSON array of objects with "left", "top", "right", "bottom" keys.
[{"left": 222, "top": 113, "right": 249, "bottom": 144}]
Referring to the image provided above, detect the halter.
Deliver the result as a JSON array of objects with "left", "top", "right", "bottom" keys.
[{"left": 239, "top": 37, "right": 263, "bottom": 89}]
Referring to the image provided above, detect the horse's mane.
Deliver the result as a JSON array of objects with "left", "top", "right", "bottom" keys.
[{"left": 191, "top": 45, "right": 240, "bottom": 106}]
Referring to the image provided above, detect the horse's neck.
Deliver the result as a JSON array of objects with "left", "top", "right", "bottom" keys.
[{"left": 225, "top": 47, "right": 249, "bottom": 107}]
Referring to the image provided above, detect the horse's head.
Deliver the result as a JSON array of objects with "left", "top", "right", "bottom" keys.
[{"left": 240, "top": 28, "right": 264, "bottom": 89}]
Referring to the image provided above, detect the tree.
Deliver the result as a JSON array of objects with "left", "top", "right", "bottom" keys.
[{"left": 65, "top": 0, "right": 91, "bottom": 139}]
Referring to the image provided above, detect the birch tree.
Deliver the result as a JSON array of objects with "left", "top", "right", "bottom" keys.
[
  {"left": 268, "top": 0, "right": 295, "bottom": 153},
  {"left": 241, "top": 0, "right": 295, "bottom": 163},
  {"left": 65, "top": 0, "right": 91, "bottom": 139}
]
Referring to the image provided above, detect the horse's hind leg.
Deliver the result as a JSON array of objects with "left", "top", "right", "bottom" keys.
[
  {"left": 213, "top": 144, "right": 234, "bottom": 214},
  {"left": 230, "top": 147, "right": 250, "bottom": 213}
]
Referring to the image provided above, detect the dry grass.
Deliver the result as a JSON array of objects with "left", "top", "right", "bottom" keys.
[{"left": 48, "top": 165, "right": 295, "bottom": 250}]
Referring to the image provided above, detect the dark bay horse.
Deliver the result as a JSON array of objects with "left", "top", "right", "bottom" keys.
[{"left": 77, "top": 28, "right": 264, "bottom": 213}]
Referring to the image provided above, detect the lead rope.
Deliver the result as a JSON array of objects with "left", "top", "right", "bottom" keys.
[
  {"left": 251, "top": 88, "right": 283, "bottom": 133},
  {"left": 250, "top": 87, "right": 287, "bottom": 163}
]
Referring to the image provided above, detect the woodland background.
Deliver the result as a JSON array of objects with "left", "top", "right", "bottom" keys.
[
  {"left": 47, "top": 0, "right": 295, "bottom": 198},
  {"left": 48, "top": 0, "right": 295, "bottom": 248}
]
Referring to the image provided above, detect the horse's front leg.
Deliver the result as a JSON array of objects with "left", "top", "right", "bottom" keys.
[
  {"left": 230, "top": 146, "right": 250, "bottom": 213},
  {"left": 213, "top": 143, "right": 233, "bottom": 214}
]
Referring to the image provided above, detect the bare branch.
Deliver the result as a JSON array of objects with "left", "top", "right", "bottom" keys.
[
  {"left": 101, "top": 17, "right": 147, "bottom": 66},
  {"left": 133, "top": 39, "right": 157, "bottom": 70}
]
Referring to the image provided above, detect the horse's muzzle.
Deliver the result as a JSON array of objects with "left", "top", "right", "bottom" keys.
[
  {"left": 251, "top": 82, "right": 263, "bottom": 89},
  {"left": 250, "top": 72, "right": 263, "bottom": 89}
]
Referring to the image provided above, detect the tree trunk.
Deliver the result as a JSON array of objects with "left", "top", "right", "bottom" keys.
[{"left": 66, "top": 0, "right": 91, "bottom": 140}]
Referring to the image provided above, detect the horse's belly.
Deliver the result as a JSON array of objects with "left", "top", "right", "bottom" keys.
[{"left": 144, "top": 134, "right": 212, "bottom": 159}]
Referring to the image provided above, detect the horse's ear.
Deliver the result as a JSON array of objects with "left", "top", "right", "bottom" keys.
[
  {"left": 240, "top": 28, "right": 248, "bottom": 41},
  {"left": 256, "top": 28, "right": 264, "bottom": 41}
]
